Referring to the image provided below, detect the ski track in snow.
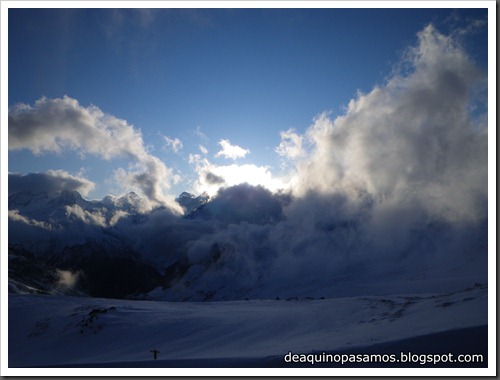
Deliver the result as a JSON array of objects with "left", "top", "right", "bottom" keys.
[{"left": 9, "top": 284, "right": 487, "bottom": 367}]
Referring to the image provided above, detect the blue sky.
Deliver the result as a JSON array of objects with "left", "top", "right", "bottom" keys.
[{"left": 8, "top": 7, "right": 488, "bottom": 201}]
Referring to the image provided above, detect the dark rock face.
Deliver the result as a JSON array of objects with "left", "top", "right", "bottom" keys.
[
  {"left": 8, "top": 246, "right": 61, "bottom": 295},
  {"left": 9, "top": 244, "right": 170, "bottom": 299},
  {"left": 73, "top": 256, "right": 164, "bottom": 299}
]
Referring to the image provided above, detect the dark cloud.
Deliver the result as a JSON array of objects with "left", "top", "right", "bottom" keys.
[
  {"left": 204, "top": 172, "right": 225, "bottom": 185},
  {"left": 9, "top": 170, "right": 95, "bottom": 196},
  {"left": 189, "top": 183, "right": 284, "bottom": 225}
]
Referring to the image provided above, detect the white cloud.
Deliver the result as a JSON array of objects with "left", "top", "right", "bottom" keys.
[
  {"left": 287, "top": 24, "right": 487, "bottom": 223},
  {"left": 211, "top": 164, "right": 285, "bottom": 192},
  {"left": 9, "top": 96, "right": 145, "bottom": 159},
  {"left": 188, "top": 153, "right": 210, "bottom": 173},
  {"left": 199, "top": 144, "right": 208, "bottom": 154},
  {"left": 8, "top": 96, "right": 180, "bottom": 211},
  {"left": 8, "top": 210, "right": 52, "bottom": 230},
  {"left": 189, "top": 151, "right": 288, "bottom": 196},
  {"left": 65, "top": 205, "right": 107, "bottom": 227},
  {"left": 162, "top": 135, "right": 183, "bottom": 153},
  {"left": 215, "top": 139, "right": 250, "bottom": 160},
  {"left": 113, "top": 156, "right": 183, "bottom": 213},
  {"left": 55, "top": 269, "right": 80, "bottom": 289},
  {"left": 275, "top": 128, "right": 305, "bottom": 160}
]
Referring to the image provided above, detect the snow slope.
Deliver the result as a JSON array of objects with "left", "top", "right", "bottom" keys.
[{"left": 9, "top": 284, "right": 487, "bottom": 368}]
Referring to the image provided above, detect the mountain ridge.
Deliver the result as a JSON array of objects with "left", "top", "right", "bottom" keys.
[{"left": 8, "top": 186, "right": 488, "bottom": 302}]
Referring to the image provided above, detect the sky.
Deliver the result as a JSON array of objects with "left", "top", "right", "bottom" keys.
[{"left": 7, "top": 6, "right": 489, "bottom": 204}]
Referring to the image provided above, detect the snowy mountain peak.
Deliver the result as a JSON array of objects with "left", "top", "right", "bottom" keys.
[
  {"left": 49, "top": 190, "right": 85, "bottom": 207},
  {"left": 100, "top": 192, "right": 144, "bottom": 212},
  {"left": 178, "top": 191, "right": 195, "bottom": 199},
  {"left": 8, "top": 191, "right": 51, "bottom": 211},
  {"left": 9, "top": 189, "right": 86, "bottom": 208},
  {"left": 175, "top": 191, "right": 209, "bottom": 214}
]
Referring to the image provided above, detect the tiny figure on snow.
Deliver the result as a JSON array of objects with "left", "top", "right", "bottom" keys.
[{"left": 150, "top": 349, "right": 160, "bottom": 360}]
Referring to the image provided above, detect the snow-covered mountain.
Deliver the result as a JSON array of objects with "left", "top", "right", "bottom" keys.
[
  {"left": 9, "top": 190, "right": 145, "bottom": 224},
  {"left": 8, "top": 190, "right": 173, "bottom": 298},
  {"left": 7, "top": 185, "right": 490, "bottom": 371},
  {"left": 8, "top": 185, "right": 488, "bottom": 303},
  {"left": 175, "top": 191, "right": 209, "bottom": 214}
]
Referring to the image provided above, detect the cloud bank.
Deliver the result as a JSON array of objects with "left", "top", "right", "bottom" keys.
[
  {"left": 169, "top": 23, "right": 487, "bottom": 299},
  {"left": 281, "top": 24, "right": 487, "bottom": 223},
  {"left": 9, "top": 170, "right": 95, "bottom": 197}
]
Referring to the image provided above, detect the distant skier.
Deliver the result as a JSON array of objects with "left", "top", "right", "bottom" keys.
[{"left": 150, "top": 349, "right": 160, "bottom": 360}]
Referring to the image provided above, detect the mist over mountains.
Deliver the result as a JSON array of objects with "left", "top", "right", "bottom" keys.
[
  {"left": 8, "top": 24, "right": 488, "bottom": 302},
  {"left": 8, "top": 179, "right": 487, "bottom": 301}
]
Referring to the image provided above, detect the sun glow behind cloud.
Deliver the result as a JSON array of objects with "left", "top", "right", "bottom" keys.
[
  {"left": 186, "top": 22, "right": 488, "bottom": 224},
  {"left": 188, "top": 152, "right": 290, "bottom": 196}
]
